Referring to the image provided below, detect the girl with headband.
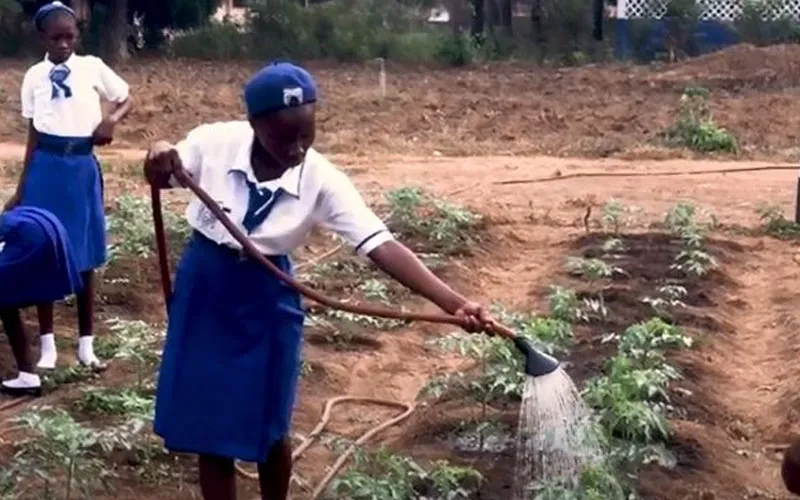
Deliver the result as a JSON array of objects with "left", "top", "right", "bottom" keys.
[
  {"left": 144, "top": 61, "right": 494, "bottom": 499},
  {"left": 4, "top": 0, "right": 132, "bottom": 372}
]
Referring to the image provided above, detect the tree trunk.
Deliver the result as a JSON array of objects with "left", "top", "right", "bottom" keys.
[
  {"left": 592, "top": 0, "right": 604, "bottom": 41},
  {"left": 500, "top": 0, "right": 512, "bottom": 35},
  {"left": 102, "top": 0, "right": 129, "bottom": 66},
  {"left": 71, "top": 0, "right": 91, "bottom": 24},
  {"left": 487, "top": 0, "right": 498, "bottom": 27},
  {"left": 530, "top": 0, "right": 544, "bottom": 44},
  {"left": 448, "top": 0, "right": 469, "bottom": 35},
  {"left": 71, "top": 0, "right": 91, "bottom": 33},
  {"left": 470, "top": 0, "right": 485, "bottom": 41}
]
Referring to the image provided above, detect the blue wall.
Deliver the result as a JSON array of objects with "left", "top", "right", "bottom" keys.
[{"left": 614, "top": 18, "right": 739, "bottom": 61}]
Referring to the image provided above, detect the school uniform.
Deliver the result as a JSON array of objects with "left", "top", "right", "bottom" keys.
[
  {"left": 153, "top": 120, "right": 393, "bottom": 462},
  {"left": 19, "top": 53, "right": 130, "bottom": 272},
  {"left": 0, "top": 206, "right": 82, "bottom": 308},
  {"left": 0, "top": 205, "right": 82, "bottom": 395}
]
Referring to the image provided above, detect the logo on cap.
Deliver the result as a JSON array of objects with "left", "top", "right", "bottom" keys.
[{"left": 283, "top": 87, "right": 303, "bottom": 107}]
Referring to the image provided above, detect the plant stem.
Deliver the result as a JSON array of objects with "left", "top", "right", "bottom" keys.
[{"left": 66, "top": 457, "right": 74, "bottom": 500}]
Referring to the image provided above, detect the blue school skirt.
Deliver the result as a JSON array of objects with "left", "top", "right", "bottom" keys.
[
  {"left": 19, "top": 133, "right": 106, "bottom": 272},
  {"left": 154, "top": 232, "right": 305, "bottom": 462},
  {"left": 0, "top": 206, "right": 82, "bottom": 307}
]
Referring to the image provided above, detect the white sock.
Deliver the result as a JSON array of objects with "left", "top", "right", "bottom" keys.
[
  {"left": 77, "top": 336, "right": 100, "bottom": 365},
  {"left": 3, "top": 371, "right": 41, "bottom": 389},
  {"left": 37, "top": 333, "right": 57, "bottom": 370}
]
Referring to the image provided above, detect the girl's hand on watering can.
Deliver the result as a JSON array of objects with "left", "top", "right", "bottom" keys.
[
  {"left": 454, "top": 301, "right": 496, "bottom": 334},
  {"left": 144, "top": 141, "right": 182, "bottom": 188}
]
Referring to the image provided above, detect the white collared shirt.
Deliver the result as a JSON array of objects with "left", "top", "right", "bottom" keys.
[
  {"left": 20, "top": 53, "right": 130, "bottom": 137},
  {"left": 172, "top": 121, "right": 394, "bottom": 257}
]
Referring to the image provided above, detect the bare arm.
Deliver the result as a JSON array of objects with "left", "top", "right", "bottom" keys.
[
  {"left": 318, "top": 166, "right": 491, "bottom": 331},
  {"left": 144, "top": 125, "right": 207, "bottom": 190},
  {"left": 107, "top": 97, "right": 131, "bottom": 125},
  {"left": 93, "top": 97, "right": 132, "bottom": 146},
  {"left": 368, "top": 240, "right": 467, "bottom": 314}
]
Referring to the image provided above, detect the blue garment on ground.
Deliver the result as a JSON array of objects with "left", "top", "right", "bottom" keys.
[
  {"left": 20, "top": 133, "right": 106, "bottom": 272},
  {"left": 0, "top": 206, "right": 82, "bottom": 307},
  {"left": 154, "top": 232, "right": 304, "bottom": 462}
]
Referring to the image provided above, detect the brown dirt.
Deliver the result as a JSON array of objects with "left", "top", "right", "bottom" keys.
[
  {"left": 656, "top": 43, "right": 800, "bottom": 89},
  {"left": 1, "top": 45, "right": 800, "bottom": 499},
  {"left": 2, "top": 45, "right": 800, "bottom": 160}
]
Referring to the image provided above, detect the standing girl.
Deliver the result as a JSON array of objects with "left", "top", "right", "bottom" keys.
[
  {"left": 4, "top": 1, "right": 132, "bottom": 371},
  {"left": 144, "top": 61, "right": 494, "bottom": 500},
  {"left": 0, "top": 206, "right": 82, "bottom": 397}
]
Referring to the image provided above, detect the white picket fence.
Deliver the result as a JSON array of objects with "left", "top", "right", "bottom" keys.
[{"left": 617, "top": 0, "right": 800, "bottom": 21}]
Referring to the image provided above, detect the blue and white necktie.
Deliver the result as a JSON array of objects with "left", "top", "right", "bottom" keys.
[
  {"left": 242, "top": 181, "right": 284, "bottom": 234},
  {"left": 49, "top": 64, "right": 72, "bottom": 99}
]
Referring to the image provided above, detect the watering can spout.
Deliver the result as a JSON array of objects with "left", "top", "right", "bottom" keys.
[{"left": 513, "top": 337, "right": 560, "bottom": 377}]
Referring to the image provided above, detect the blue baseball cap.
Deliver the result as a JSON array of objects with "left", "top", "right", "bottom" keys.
[
  {"left": 243, "top": 61, "right": 318, "bottom": 118},
  {"left": 34, "top": 1, "right": 76, "bottom": 32}
]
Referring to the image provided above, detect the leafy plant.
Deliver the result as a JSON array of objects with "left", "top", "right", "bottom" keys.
[
  {"left": 580, "top": 296, "right": 609, "bottom": 322},
  {"left": 9, "top": 408, "right": 117, "bottom": 499},
  {"left": 565, "top": 257, "right": 622, "bottom": 280},
  {"left": 358, "top": 278, "right": 391, "bottom": 301},
  {"left": 74, "top": 387, "right": 155, "bottom": 421},
  {"left": 601, "top": 199, "right": 625, "bottom": 234},
  {"left": 663, "top": 87, "right": 738, "bottom": 153},
  {"left": 302, "top": 254, "right": 408, "bottom": 306},
  {"left": 548, "top": 286, "right": 585, "bottom": 323},
  {"left": 601, "top": 238, "right": 626, "bottom": 255},
  {"left": 428, "top": 306, "right": 573, "bottom": 403},
  {"left": 606, "top": 318, "right": 693, "bottom": 367},
  {"left": 417, "top": 373, "right": 460, "bottom": 401},
  {"left": 564, "top": 258, "right": 623, "bottom": 322},
  {"left": 532, "top": 461, "right": 630, "bottom": 500},
  {"left": 42, "top": 365, "right": 99, "bottom": 391},
  {"left": 584, "top": 317, "right": 693, "bottom": 444},
  {"left": 105, "top": 318, "right": 165, "bottom": 390},
  {"left": 671, "top": 247, "right": 717, "bottom": 277},
  {"left": 106, "top": 194, "right": 190, "bottom": 265},
  {"left": 664, "top": 201, "right": 715, "bottom": 238},
  {"left": 756, "top": 203, "right": 800, "bottom": 239},
  {"left": 66, "top": 380, "right": 172, "bottom": 482},
  {"left": 642, "top": 284, "right": 688, "bottom": 317},
  {"left": 664, "top": 202, "right": 717, "bottom": 277},
  {"left": 582, "top": 356, "right": 674, "bottom": 443},
  {"left": 94, "top": 335, "right": 124, "bottom": 360},
  {"left": 385, "top": 187, "right": 482, "bottom": 254},
  {"left": 328, "top": 447, "right": 481, "bottom": 500}
]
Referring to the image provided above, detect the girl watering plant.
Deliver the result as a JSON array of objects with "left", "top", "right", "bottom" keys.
[
  {"left": 143, "top": 61, "right": 496, "bottom": 500},
  {"left": 3, "top": 1, "right": 132, "bottom": 373}
]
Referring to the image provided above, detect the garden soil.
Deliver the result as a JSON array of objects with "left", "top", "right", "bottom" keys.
[{"left": 0, "top": 44, "right": 799, "bottom": 499}]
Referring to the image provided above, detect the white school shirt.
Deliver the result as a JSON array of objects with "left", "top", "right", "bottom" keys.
[
  {"left": 20, "top": 53, "right": 130, "bottom": 137},
  {"left": 172, "top": 120, "right": 394, "bottom": 257}
]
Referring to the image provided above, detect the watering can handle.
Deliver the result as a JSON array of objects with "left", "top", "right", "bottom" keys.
[{"left": 150, "top": 167, "right": 516, "bottom": 339}]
